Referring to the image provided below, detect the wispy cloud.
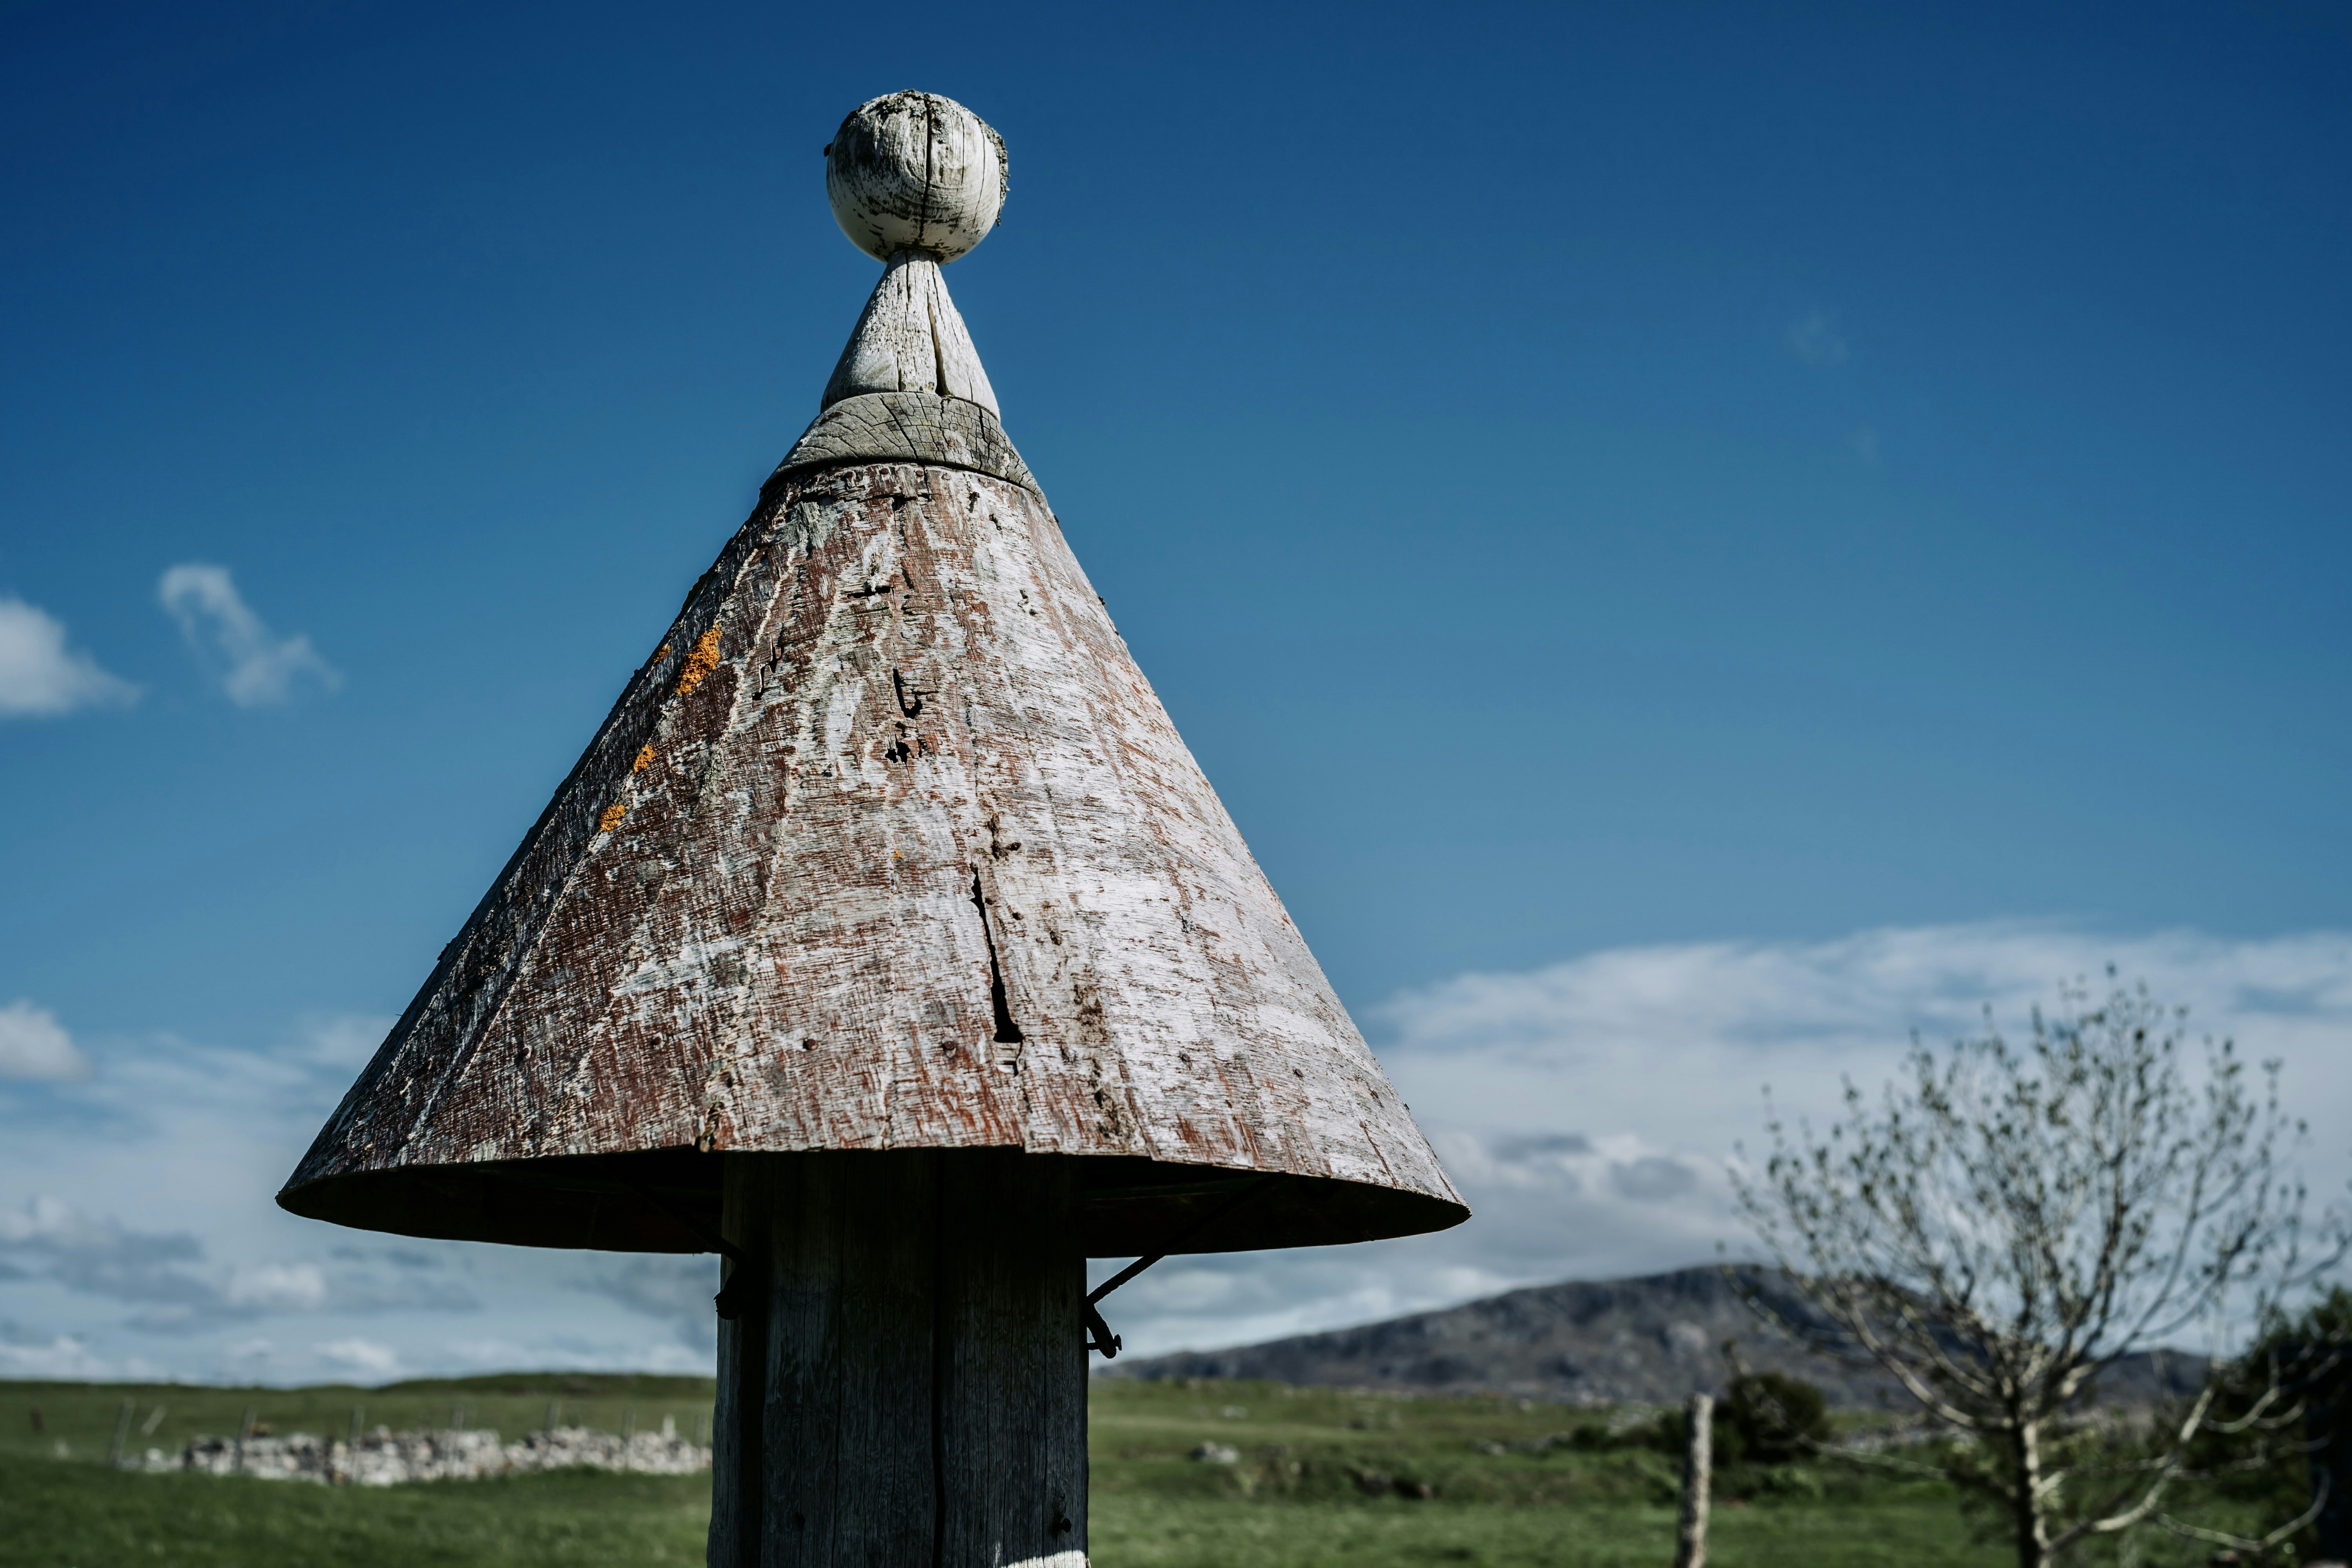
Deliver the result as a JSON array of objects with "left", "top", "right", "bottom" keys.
[
  {"left": 1786, "top": 308, "right": 1850, "bottom": 365},
  {"left": 158, "top": 564, "right": 339, "bottom": 706},
  {"left": 1090, "top": 923, "right": 2352, "bottom": 1358},
  {"left": 0, "top": 1193, "right": 480, "bottom": 1336},
  {"left": 0, "top": 1196, "right": 211, "bottom": 1316},
  {"left": 318, "top": 1336, "right": 401, "bottom": 1377},
  {"left": 7, "top": 925, "right": 2345, "bottom": 1378},
  {"left": 588, "top": 1256, "right": 720, "bottom": 1351},
  {"left": 0, "top": 1321, "right": 154, "bottom": 1380},
  {"left": 0, "top": 597, "right": 137, "bottom": 719},
  {"left": 0, "top": 1021, "right": 707, "bottom": 1382},
  {"left": 303, "top": 1014, "right": 391, "bottom": 1070},
  {"left": 0, "top": 1001, "right": 91, "bottom": 1080}
]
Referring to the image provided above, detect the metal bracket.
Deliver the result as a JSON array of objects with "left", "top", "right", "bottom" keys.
[
  {"left": 1083, "top": 1300, "right": 1122, "bottom": 1358},
  {"left": 1082, "top": 1176, "right": 1277, "bottom": 1359},
  {"left": 630, "top": 1182, "right": 755, "bottom": 1320}
]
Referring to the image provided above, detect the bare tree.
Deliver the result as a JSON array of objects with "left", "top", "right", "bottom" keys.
[{"left": 1733, "top": 975, "right": 2338, "bottom": 1568}]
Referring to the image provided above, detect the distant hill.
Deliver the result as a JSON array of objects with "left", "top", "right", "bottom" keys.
[{"left": 1100, "top": 1264, "right": 2207, "bottom": 1409}]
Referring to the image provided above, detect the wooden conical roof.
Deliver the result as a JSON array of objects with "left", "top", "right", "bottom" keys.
[{"left": 279, "top": 94, "right": 1466, "bottom": 1259}]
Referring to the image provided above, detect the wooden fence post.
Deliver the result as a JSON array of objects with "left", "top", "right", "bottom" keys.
[
  {"left": 1673, "top": 1391, "right": 1713, "bottom": 1568},
  {"left": 710, "top": 1149, "right": 1086, "bottom": 1568}
]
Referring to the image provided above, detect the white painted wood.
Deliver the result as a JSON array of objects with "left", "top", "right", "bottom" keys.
[
  {"left": 1674, "top": 1392, "right": 1713, "bottom": 1568},
  {"left": 821, "top": 255, "right": 1000, "bottom": 416},
  {"left": 827, "top": 92, "right": 1004, "bottom": 264}
]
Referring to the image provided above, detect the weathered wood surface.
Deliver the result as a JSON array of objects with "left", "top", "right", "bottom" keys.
[
  {"left": 779, "top": 391, "right": 1034, "bottom": 492},
  {"left": 282, "top": 426, "right": 1464, "bottom": 1252},
  {"left": 1673, "top": 1391, "right": 1713, "bottom": 1568},
  {"left": 281, "top": 85, "right": 1466, "bottom": 1259},
  {"left": 826, "top": 92, "right": 1006, "bottom": 265},
  {"left": 821, "top": 255, "right": 1000, "bottom": 415},
  {"left": 712, "top": 1149, "right": 1085, "bottom": 1568}
]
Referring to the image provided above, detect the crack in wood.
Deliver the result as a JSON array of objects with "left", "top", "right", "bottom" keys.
[{"left": 969, "top": 874, "right": 1025, "bottom": 1047}]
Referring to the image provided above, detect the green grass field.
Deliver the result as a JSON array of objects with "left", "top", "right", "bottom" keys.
[{"left": 0, "top": 1375, "right": 2033, "bottom": 1567}]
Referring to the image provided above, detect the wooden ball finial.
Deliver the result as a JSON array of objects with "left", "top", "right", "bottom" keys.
[{"left": 826, "top": 91, "right": 1007, "bottom": 263}]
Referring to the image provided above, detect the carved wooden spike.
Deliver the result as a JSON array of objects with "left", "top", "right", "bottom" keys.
[{"left": 822, "top": 254, "right": 999, "bottom": 415}]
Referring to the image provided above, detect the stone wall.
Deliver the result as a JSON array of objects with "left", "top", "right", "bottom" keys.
[{"left": 144, "top": 1421, "right": 710, "bottom": 1486}]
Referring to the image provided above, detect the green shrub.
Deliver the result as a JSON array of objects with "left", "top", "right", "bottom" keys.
[{"left": 1723, "top": 1372, "right": 1829, "bottom": 1465}]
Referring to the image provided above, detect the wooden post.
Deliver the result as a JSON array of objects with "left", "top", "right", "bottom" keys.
[
  {"left": 711, "top": 1149, "right": 1087, "bottom": 1568},
  {"left": 108, "top": 1397, "right": 134, "bottom": 1467},
  {"left": 2310, "top": 1365, "right": 2352, "bottom": 1567},
  {"left": 267, "top": 83, "right": 1469, "bottom": 1568},
  {"left": 1673, "top": 1392, "right": 1713, "bottom": 1568}
]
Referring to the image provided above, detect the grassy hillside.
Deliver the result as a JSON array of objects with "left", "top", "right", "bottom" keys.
[
  {"left": 4, "top": 1375, "right": 2020, "bottom": 1567},
  {"left": 1086, "top": 1378, "right": 2008, "bottom": 1567}
]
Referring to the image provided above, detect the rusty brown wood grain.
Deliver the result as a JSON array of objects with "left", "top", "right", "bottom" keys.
[
  {"left": 282, "top": 89, "right": 1465, "bottom": 1260},
  {"left": 282, "top": 439, "right": 1462, "bottom": 1252}
]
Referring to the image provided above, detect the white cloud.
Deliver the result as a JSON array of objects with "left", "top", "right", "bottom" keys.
[
  {"left": 0, "top": 1189, "right": 483, "bottom": 1333},
  {"left": 1786, "top": 308, "right": 1849, "bottom": 365},
  {"left": 0, "top": 1194, "right": 82, "bottom": 1246},
  {"left": 0, "top": 597, "right": 136, "bottom": 718},
  {"left": 1091, "top": 923, "right": 2352, "bottom": 1359},
  {"left": 227, "top": 1263, "right": 330, "bottom": 1313},
  {"left": 303, "top": 1014, "right": 393, "bottom": 1070},
  {"left": 0, "top": 1325, "right": 156, "bottom": 1380},
  {"left": 588, "top": 1256, "right": 719, "bottom": 1351},
  {"left": 318, "top": 1336, "right": 400, "bottom": 1377},
  {"left": 0, "top": 1022, "right": 698, "bottom": 1381},
  {"left": 7, "top": 924, "right": 2346, "bottom": 1380},
  {"left": 158, "top": 563, "right": 339, "bottom": 706},
  {"left": 0, "top": 1000, "right": 90, "bottom": 1080}
]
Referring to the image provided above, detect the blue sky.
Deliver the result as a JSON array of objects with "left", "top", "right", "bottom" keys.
[{"left": 3, "top": 0, "right": 2347, "bottom": 1383}]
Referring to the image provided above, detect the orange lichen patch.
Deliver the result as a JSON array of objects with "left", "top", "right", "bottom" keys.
[
  {"left": 673, "top": 624, "right": 723, "bottom": 698},
  {"left": 653, "top": 643, "right": 671, "bottom": 662},
  {"left": 633, "top": 744, "right": 656, "bottom": 773},
  {"left": 597, "top": 802, "right": 627, "bottom": 832}
]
